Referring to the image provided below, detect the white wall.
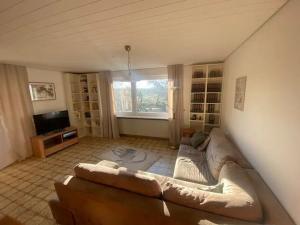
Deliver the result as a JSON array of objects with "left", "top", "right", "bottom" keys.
[
  {"left": 27, "top": 68, "right": 67, "bottom": 114},
  {"left": 118, "top": 118, "right": 168, "bottom": 138},
  {"left": 222, "top": 1, "right": 300, "bottom": 224}
]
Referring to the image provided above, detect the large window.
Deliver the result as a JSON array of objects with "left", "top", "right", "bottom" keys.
[{"left": 113, "top": 77, "right": 168, "bottom": 118}]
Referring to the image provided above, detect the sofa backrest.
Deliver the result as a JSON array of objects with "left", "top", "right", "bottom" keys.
[
  {"left": 162, "top": 161, "right": 263, "bottom": 222},
  {"left": 206, "top": 128, "right": 251, "bottom": 180},
  {"left": 74, "top": 163, "right": 162, "bottom": 197}
]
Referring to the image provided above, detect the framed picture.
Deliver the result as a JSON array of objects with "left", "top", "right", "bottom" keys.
[
  {"left": 234, "top": 76, "right": 247, "bottom": 111},
  {"left": 29, "top": 82, "right": 56, "bottom": 101}
]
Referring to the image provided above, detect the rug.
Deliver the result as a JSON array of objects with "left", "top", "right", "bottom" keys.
[{"left": 95, "top": 147, "right": 160, "bottom": 171}]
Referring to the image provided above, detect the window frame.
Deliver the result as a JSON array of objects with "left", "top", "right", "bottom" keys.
[{"left": 113, "top": 75, "right": 169, "bottom": 119}]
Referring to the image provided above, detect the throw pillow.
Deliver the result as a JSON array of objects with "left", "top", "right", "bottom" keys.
[
  {"left": 196, "top": 136, "right": 211, "bottom": 151},
  {"left": 190, "top": 132, "right": 207, "bottom": 148}
]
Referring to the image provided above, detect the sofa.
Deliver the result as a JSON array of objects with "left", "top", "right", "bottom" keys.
[{"left": 49, "top": 128, "right": 295, "bottom": 225}]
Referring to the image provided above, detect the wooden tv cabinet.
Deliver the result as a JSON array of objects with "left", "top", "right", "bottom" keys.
[{"left": 31, "top": 127, "right": 79, "bottom": 158}]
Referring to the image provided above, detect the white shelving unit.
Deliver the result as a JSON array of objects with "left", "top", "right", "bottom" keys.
[
  {"left": 64, "top": 73, "right": 102, "bottom": 137},
  {"left": 189, "top": 63, "right": 223, "bottom": 134}
]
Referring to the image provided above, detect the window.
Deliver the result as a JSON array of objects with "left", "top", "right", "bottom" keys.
[
  {"left": 136, "top": 80, "right": 168, "bottom": 113},
  {"left": 113, "top": 77, "right": 168, "bottom": 119}
]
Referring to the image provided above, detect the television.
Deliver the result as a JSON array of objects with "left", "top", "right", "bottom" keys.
[{"left": 33, "top": 110, "right": 70, "bottom": 135}]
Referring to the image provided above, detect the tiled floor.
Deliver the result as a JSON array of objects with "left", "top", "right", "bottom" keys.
[{"left": 0, "top": 136, "right": 177, "bottom": 225}]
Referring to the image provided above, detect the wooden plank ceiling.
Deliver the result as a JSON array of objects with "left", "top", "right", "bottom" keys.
[{"left": 0, "top": 0, "right": 287, "bottom": 72}]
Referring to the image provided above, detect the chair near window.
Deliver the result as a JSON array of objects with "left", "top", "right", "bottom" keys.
[{"left": 181, "top": 128, "right": 196, "bottom": 137}]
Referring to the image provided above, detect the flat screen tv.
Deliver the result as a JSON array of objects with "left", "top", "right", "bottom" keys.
[{"left": 33, "top": 110, "right": 70, "bottom": 135}]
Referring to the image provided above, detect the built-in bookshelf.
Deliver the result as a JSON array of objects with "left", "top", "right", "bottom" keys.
[
  {"left": 189, "top": 63, "right": 223, "bottom": 134},
  {"left": 64, "top": 73, "right": 101, "bottom": 137}
]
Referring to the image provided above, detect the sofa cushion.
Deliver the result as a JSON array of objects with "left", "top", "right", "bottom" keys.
[
  {"left": 96, "top": 160, "right": 119, "bottom": 169},
  {"left": 196, "top": 137, "right": 211, "bottom": 151},
  {"left": 74, "top": 163, "right": 162, "bottom": 197},
  {"left": 173, "top": 144, "right": 216, "bottom": 185},
  {"left": 180, "top": 137, "right": 210, "bottom": 151},
  {"left": 206, "top": 128, "right": 251, "bottom": 180},
  {"left": 190, "top": 132, "right": 207, "bottom": 148},
  {"left": 163, "top": 162, "right": 263, "bottom": 222}
]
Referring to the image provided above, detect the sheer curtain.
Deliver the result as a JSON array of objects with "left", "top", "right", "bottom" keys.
[
  {"left": 98, "top": 71, "right": 120, "bottom": 139},
  {"left": 168, "top": 64, "right": 184, "bottom": 148},
  {"left": 0, "top": 64, "right": 35, "bottom": 169}
]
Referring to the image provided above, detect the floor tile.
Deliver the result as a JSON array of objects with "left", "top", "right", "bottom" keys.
[{"left": 0, "top": 136, "right": 177, "bottom": 224}]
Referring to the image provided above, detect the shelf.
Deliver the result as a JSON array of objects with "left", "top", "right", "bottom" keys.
[
  {"left": 207, "top": 77, "right": 223, "bottom": 81},
  {"left": 189, "top": 63, "right": 223, "bottom": 133},
  {"left": 192, "top": 78, "right": 206, "bottom": 83},
  {"left": 191, "top": 92, "right": 205, "bottom": 94},
  {"left": 205, "top": 123, "right": 220, "bottom": 127}
]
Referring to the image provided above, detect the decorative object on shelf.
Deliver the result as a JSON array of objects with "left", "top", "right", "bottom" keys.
[
  {"left": 234, "top": 76, "right": 247, "bottom": 111},
  {"left": 29, "top": 82, "right": 56, "bottom": 101}
]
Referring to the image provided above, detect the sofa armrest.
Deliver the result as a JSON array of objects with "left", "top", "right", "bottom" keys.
[
  {"left": 49, "top": 197, "right": 75, "bottom": 225},
  {"left": 54, "top": 176, "right": 165, "bottom": 225}
]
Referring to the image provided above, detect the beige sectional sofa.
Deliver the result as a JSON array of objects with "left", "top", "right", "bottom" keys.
[{"left": 49, "top": 128, "right": 295, "bottom": 225}]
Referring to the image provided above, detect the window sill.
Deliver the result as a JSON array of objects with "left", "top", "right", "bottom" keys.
[{"left": 116, "top": 116, "right": 168, "bottom": 121}]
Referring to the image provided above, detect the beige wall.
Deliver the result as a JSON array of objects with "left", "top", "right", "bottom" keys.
[
  {"left": 27, "top": 68, "right": 67, "bottom": 114},
  {"left": 222, "top": 1, "right": 300, "bottom": 224}
]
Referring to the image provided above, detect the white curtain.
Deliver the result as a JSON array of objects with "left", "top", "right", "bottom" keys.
[
  {"left": 98, "top": 71, "right": 120, "bottom": 139},
  {"left": 168, "top": 64, "right": 184, "bottom": 148},
  {"left": 0, "top": 64, "right": 35, "bottom": 169}
]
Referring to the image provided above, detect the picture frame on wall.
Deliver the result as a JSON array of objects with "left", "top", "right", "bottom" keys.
[
  {"left": 234, "top": 76, "right": 247, "bottom": 111},
  {"left": 29, "top": 82, "right": 56, "bottom": 101}
]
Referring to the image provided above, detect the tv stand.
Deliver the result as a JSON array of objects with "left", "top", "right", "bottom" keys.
[{"left": 31, "top": 127, "right": 79, "bottom": 158}]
